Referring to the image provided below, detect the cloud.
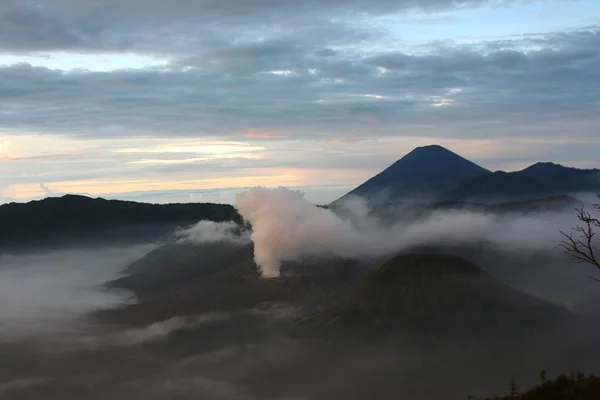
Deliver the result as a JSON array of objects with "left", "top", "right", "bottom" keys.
[
  {"left": 0, "top": 6, "right": 89, "bottom": 52},
  {"left": 0, "top": 245, "right": 154, "bottom": 340},
  {"left": 78, "top": 313, "right": 232, "bottom": 348},
  {"left": 0, "top": 1, "right": 598, "bottom": 203},
  {"left": 73, "top": 304, "right": 299, "bottom": 350},
  {"left": 239, "top": 130, "right": 286, "bottom": 140},
  {"left": 175, "top": 220, "right": 251, "bottom": 245},
  {"left": 329, "top": 139, "right": 359, "bottom": 144},
  {"left": 0, "top": 27, "right": 597, "bottom": 142},
  {"left": 0, "top": 0, "right": 524, "bottom": 53},
  {"left": 39, "top": 182, "right": 53, "bottom": 195},
  {"left": 234, "top": 186, "right": 589, "bottom": 277}
]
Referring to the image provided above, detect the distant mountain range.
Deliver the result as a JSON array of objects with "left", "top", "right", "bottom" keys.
[
  {"left": 334, "top": 145, "right": 600, "bottom": 205},
  {"left": 2, "top": 145, "right": 598, "bottom": 250}
]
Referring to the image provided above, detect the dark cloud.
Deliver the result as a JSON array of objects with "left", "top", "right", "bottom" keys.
[
  {"left": 0, "top": 0, "right": 519, "bottom": 53},
  {"left": 0, "top": 26, "right": 597, "bottom": 142},
  {"left": 0, "top": 2, "right": 128, "bottom": 53}
]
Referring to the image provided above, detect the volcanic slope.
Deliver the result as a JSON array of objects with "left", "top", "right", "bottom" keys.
[
  {"left": 300, "top": 253, "right": 571, "bottom": 344},
  {"left": 98, "top": 241, "right": 373, "bottom": 325},
  {"left": 333, "top": 145, "right": 491, "bottom": 204},
  {"left": 513, "top": 161, "right": 600, "bottom": 192},
  {"left": 332, "top": 145, "right": 600, "bottom": 205},
  {"left": 440, "top": 171, "right": 557, "bottom": 203}
]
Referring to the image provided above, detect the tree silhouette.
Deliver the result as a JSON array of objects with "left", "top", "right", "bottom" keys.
[
  {"left": 540, "top": 370, "right": 547, "bottom": 385},
  {"left": 559, "top": 193, "right": 600, "bottom": 278},
  {"left": 509, "top": 375, "right": 518, "bottom": 399}
]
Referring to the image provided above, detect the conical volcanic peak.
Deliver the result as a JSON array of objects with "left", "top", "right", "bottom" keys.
[
  {"left": 523, "top": 161, "right": 564, "bottom": 172},
  {"left": 399, "top": 145, "right": 479, "bottom": 166},
  {"left": 333, "top": 145, "right": 491, "bottom": 204},
  {"left": 332, "top": 144, "right": 600, "bottom": 205},
  {"left": 300, "top": 253, "right": 568, "bottom": 342},
  {"left": 375, "top": 253, "right": 485, "bottom": 279}
]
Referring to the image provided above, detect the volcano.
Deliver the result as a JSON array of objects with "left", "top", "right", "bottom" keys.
[
  {"left": 331, "top": 144, "right": 600, "bottom": 205},
  {"left": 97, "top": 242, "right": 372, "bottom": 325},
  {"left": 333, "top": 145, "right": 491, "bottom": 204},
  {"left": 300, "top": 253, "right": 570, "bottom": 343}
]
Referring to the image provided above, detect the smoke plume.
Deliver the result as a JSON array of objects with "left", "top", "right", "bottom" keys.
[{"left": 234, "top": 187, "right": 580, "bottom": 277}]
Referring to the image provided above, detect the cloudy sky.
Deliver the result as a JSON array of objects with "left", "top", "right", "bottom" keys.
[{"left": 0, "top": 0, "right": 598, "bottom": 205}]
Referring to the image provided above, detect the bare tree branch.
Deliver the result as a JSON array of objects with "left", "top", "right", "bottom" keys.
[{"left": 559, "top": 194, "right": 600, "bottom": 275}]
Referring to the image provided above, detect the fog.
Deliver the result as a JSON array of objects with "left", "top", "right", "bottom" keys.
[
  {"left": 1, "top": 189, "right": 599, "bottom": 399},
  {"left": 175, "top": 220, "right": 250, "bottom": 246},
  {"left": 180, "top": 187, "right": 588, "bottom": 278},
  {"left": 175, "top": 186, "right": 600, "bottom": 314},
  {"left": 0, "top": 245, "right": 154, "bottom": 340}
]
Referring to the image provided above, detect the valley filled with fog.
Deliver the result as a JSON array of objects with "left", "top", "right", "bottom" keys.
[
  {"left": 1, "top": 187, "right": 600, "bottom": 399},
  {"left": 0, "top": 0, "right": 598, "bottom": 395}
]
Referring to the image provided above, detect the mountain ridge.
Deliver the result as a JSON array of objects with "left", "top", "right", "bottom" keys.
[
  {"left": 0, "top": 194, "right": 241, "bottom": 251},
  {"left": 333, "top": 145, "right": 600, "bottom": 205}
]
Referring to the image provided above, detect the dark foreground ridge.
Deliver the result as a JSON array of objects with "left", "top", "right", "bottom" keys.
[
  {"left": 0, "top": 194, "right": 241, "bottom": 250},
  {"left": 476, "top": 372, "right": 600, "bottom": 400}
]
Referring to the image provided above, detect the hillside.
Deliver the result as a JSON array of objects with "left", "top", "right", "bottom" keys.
[
  {"left": 299, "top": 253, "right": 570, "bottom": 343},
  {"left": 446, "top": 164, "right": 600, "bottom": 203},
  {"left": 359, "top": 195, "right": 580, "bottom": 226},
  {"left": 514, "top": 162, "right": 600, "bottom": 192},
  {"left": 96, "top": 241, "right": 372, "bottom": 325},
  {"left": 441, "top": 171, "right": 557, "bottom": 202},
  {"left": 0, "top": 194, "right": 241, "bottom": 250},
  {"left": 477, "top": 373, "right": 600, "bottom": 400}
]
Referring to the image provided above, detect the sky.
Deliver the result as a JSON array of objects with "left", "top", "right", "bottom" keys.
[{"left": 0, "top": 0, "right": 598, "bottom": 205}]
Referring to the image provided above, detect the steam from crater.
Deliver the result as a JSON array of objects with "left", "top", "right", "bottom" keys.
[{"left": 234, "top": 187, "right": 576, "bottom": 277}]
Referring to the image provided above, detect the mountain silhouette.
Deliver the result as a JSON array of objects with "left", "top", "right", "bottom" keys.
[
  {"left": 333, "top": 145, "right": 491, "bottom": 204},
  {"left": 97, "top": 242, "right": 372, "bottom": 325},
  {"left": 333, "top": 145, "right": 600, "bottom": 204},
  {"left": 445, "top": 163, "right": 600, "bottom": 202},
  {"left": 3, "top": 146, "right": 598, "bottom": 250},
  {"left": 512, "top": 162, "right": 600, "bottom": 192},
  {"left": 0, "top": 194, "right": 241, "bottom": 250},
  {"left": 299, "top": 253, "right": 570, "bottom": 343},
  {"left": 440, "top": 171, "right": 557, "bottom": 202}
]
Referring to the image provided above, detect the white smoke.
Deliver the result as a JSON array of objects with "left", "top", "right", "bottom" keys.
[
  {"left": 235, "top": 187, "right": 384, "bottom": 277},
  {"left": 235, "top": 187, "right": 579, "bottom": 277},
  {"left": 175, "top": 220, "right": 250, "bottom": 245}
]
